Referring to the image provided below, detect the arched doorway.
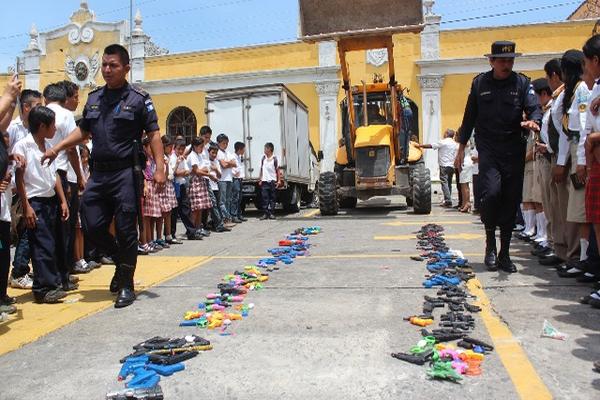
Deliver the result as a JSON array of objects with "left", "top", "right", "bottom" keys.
[{"left": 167, "top": 106, "right": 197, "bottom": 143}]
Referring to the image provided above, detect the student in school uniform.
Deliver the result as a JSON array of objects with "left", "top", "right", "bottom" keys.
[
  {"left": 258, "top": 142, "right": 282, "bottom": 220},
  {"left": 13, "top": 106, "right": 70, "bottom": 303},
  {"left": 187, "top": 137, "right": 213, "bottom": 234},
  {"left": 158, "top": 136, "right": 181, "bottom": 246},
  {"left": 216, "top": 134, "right": 237, "bottom": 224},
  {"left": 170, "top": 139, "right": 205, "bottom": 240},
  {"left": 230, "top": 141, "right": 247, "bottom": 223}
]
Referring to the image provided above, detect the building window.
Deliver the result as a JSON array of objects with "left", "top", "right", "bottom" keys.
[{"left": 166, "top": 106, "right": 197, "bottom": 143}]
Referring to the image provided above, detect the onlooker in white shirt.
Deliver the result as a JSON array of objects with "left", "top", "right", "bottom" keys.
[
  {"left": 216, "top": 134, "right": 237, "bottom": 223},
  {"left": 418, "top": 129, "right": 459, "bottom": 207},
  {"left": 0, "top": 89, "right": 42, "bottom": 153},
  {"left": 230, "top": 141, "right": 247, "bottom": 222},
  {"left": 13, "top": 106, "right": 70, "bottom": 304}
]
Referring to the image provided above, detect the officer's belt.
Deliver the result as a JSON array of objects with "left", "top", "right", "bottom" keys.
[{"left": 92, "top": 159, "right": 134, "bottom": 172}]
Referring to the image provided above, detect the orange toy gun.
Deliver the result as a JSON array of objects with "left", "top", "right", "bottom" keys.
[{"left": 404, "top": 316, "right": 434, "bottom": 327}]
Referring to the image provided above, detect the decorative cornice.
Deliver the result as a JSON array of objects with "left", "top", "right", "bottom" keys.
[
  {"left": 315, "top": 80, "right": 340, "bottom": 96},
  {"left": 140, "top": 65, "right": 340, "bottom": 95},
  {"left": 417, "top": 52, "right": 564, "bottom": 76},
  {"left": 418, "top": 74, "right": 445, "bottom": 89}
]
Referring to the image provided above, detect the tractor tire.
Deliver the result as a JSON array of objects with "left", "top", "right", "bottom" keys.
[
  {"left": 412, "top": 165, "right": 432, "bottom": 215},
  {"left": 318, "top": 172, "right": 338, "bottom": 215},
  {"left": 339, "top": 196, "right": 357, "bottom": 209}
]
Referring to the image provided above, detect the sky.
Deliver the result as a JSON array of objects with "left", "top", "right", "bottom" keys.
[{"left": 0, "top": 0, "right": 588, "bottom": 71}]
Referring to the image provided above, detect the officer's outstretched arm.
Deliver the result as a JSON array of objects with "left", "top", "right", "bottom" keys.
[{"left": 41, "top": 127, "right": 89, "bottom": 165}]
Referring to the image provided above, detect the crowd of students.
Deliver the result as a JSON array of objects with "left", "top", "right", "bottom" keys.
[
  {"left": 509, "top": 36, "right": 600, "bottom": 309},
  {"left": 0, "top": 76, "right": 283, "bottom": 311}
]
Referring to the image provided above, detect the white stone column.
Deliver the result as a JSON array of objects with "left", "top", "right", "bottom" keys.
[
  {"left": 130, "top": 9, "right": 147, "bottom": 83},
  {"left": 316, "top": 81, "right": 340, "bottom": 173},
  {"left": 21, "top": 24, "right": 41, "bottom": 91},
  {"left": 418, "top": 0, "right": 443, "bottom": 180},
  {"left": 316, "top": 40, "right": 340, "bottom": 173},
  {"left": 418, "top": 74, "right": 445, "bottom": 180}
]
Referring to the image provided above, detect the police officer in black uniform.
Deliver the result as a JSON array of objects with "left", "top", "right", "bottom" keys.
[
  {"left": 455, "top": 41, "right": 542, "bottom": 273},
  {"left": 42, "top": 44, "right": 166, "bottom": 308}
]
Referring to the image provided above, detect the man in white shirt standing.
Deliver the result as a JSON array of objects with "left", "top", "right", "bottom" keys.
[
  {"left": 0, "top": 89, "right": 42, "bottom": 290},
  {"left": 419, "top": 129, "right": 459, "bottom": 207},
  {"left": 216, "top": 134, "right": 237, "bottom": 225},
  {"left": 230, "top": 141, "right": 247, "bottom": 222},
  {"left": 44, "top": 83, "right": 87, "bottom": 289}
]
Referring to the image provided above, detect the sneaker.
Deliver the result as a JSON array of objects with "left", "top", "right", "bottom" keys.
[
  {"left": 100, "top": 256, "right": 115, "bottom": 265},
  {"left": 199, "top": 229, "right": 211, "bottom": 237},
  {"left": 259, "top": 214, "right": 269, "bottom": 220},
  {"left": 186, "top": 233, "right": 204, "bottom": 240},
  {"left": 9, "top": 274, "right": 33, "bottom": 289},
  {"left": 232, "top": 218, "right": 243, "bottom": 224},
  {"left": 156, "top": 239, "right": 170, "bottom": 249},
  {"left": 69, "top": 275, "right": 80, "bottom": 284},
  {"left": 34, "top": 289, "right": 67, "bottom": 304},
  {"left": 268, "top": 214, "right": 276, "bottom": 220},
  {"left": 215, "top": 226, "right": 231, "bottom": 232},
  {"left": 0, "top": 304, "right": 16, "bottom": 314},
  {"left": 166, "top": 237, "right": 183, "bottom": 245},
  {"left": 151, "top": 242, "right": 164, "bottom": 251},
  {"left": 86, "top": 260, "right": 102, "bottom": 269},
  {"left": 62, "top": 282, "right": 79, "bottom": 292},
  {"left": 239, "top": 216, "right": 248, "bottom": 222},
  {"left": 138, "top": 245, "right": 149, "bottom": 256},
  {"left": 72, "top": 260, "right": 93, "bottom": 274},
  {"left": 1, "top": 295, "right": 16, "bottom": 305}
]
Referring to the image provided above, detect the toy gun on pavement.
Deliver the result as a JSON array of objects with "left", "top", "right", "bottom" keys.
[{"left": 106, "top": 386, "right": 164, "bottom": 400}]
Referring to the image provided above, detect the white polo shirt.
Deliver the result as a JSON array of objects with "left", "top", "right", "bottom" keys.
[
  {"left": 13, "top": 134, "right": 57, "bottom": 199},
  {"left": 46, "top": 103, "right": 77, "bottom": 173},
  {"left": 7, "top": 117, "right": 29, "bottom": 153},
  {"left": 170, "top": 153, "right": 189, "bottom": 185},
  {"left": 217, "top": 148, "right": 236, "bottom": 182},
  {"left": 430, "top": 137, "right": 458, "bottom": 168}
]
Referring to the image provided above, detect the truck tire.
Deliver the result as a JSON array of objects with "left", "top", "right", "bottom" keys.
[
  {"left": 318, "top": 172, "right": 338, "bottom": 215},
  {"left": 339, "top": 196, "right": 357, "bottom": 209},
  {"left": 283, "top": 185, "right": 302, "bottom": 213},
  {"left": 412, "top": 165, "right": 432, "bottom": 215}
]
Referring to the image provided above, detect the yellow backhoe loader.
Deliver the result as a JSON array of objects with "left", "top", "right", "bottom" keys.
[{"left": 299, "top": 0, "right": 432, "bottom": 214}]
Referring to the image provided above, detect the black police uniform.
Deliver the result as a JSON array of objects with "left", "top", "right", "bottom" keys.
[
  {"left": 459, "top": 66, "right": 542, "bottom": 272},
  {"left": 79, "top": 82, "right": 159, "bottom": 307}
]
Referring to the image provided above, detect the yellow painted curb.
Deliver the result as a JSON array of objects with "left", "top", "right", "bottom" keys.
[
  {"left": 0, "top": 256, "right": 213, "bottom": 356},
  {"left": 467, "top": 278, "right": 553, "bottom": 400}
]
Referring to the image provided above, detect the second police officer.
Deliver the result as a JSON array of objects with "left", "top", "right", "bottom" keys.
[
  {"left": 456, "top": 41, "right": 543, "bottom": 273},
  {"left": 42, "top": 44, "right": 166, "bottom": 308}
]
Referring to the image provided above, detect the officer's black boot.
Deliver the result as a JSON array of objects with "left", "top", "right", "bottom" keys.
[
  {"left": 497, "top": 228, "right": 517, "bottom": 273},
  {"left": 109, "top": 267, "right": 121, "bottom": 294},
  {"left": 484, "top": 227, "right": 498, "bottom": 270},
  {"left": 115, "top": 264, "right": 136, "bottom": 308}
]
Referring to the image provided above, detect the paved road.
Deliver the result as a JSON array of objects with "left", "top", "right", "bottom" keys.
[{"left": 0, "top": 199, "right": 598, "bottom": 399}]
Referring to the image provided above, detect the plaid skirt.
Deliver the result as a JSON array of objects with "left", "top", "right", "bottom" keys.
[
  {"left": 159, "top": 181, "right": 178, "bottom": 212},
  {"left": 143, "top": 180, "right": 162, "bottom": 218},
  {"left": 189, "top": 176, "right": 212, "bottom": 211},
  {"left": 586, "top": 163, "right": 600, "bottom": 223}
]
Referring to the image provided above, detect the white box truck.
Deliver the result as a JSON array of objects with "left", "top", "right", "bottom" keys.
[{"left": 205, "top": 84, "right": 319, "bottom": 212}]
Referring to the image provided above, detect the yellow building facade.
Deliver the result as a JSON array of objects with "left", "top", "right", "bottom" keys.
[{"left": 3, "top": 1, "right": 598, "bottom": 178}]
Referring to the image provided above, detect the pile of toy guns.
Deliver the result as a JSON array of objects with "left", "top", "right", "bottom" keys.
[
  {"left": 391, "top": 224, "right": 494, "bottom": 382},
  {"left": 108, "top": 226, "right": 322, "bottom": 399},
  {"left": 107, "top": 335, "right": 212, "bottom": 399}
]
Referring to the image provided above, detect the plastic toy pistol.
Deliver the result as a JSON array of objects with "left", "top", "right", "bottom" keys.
[
  {"left": 391, "top": 349, "right": 434, "bottom": 365},
  {"left": 118, "top": 356, "right": 185, "bottom": 381},
  {"left": 106, "top": 386, "right": 164, "bottom": 400},
  {"left": 427, "top": 361, "right": 463, "bottom": 382},
  {"left": 404, "top": 316, "right": 434, "bottom": 327},
  {"left": 423, "top": 275, "right": 461, "bottom": 288}
]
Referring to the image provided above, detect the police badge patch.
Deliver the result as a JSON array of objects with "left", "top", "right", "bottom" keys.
[{"left": 145, "top": 99, "right": 154, "bottom": 112}]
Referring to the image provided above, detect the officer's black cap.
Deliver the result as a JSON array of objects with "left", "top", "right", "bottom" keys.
[{"left": 485, "top": 41, "right": 522, "bottom": 58}]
